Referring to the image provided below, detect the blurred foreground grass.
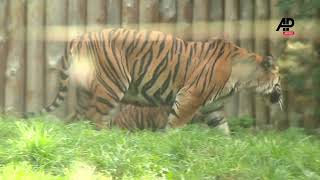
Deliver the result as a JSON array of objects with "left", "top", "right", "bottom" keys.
[{"left": 0, "top": 116, "right": 319, "bottom": 179}]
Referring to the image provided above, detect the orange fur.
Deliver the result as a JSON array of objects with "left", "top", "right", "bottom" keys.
[{"left": 27, "top": 28, "right": 281, "bottom": 130}]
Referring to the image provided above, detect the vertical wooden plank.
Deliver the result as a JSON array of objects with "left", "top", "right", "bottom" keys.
[
  {"left": 0, "top": 0, "right": 9, "bottom": 114},
  {"left": 5, "top": 0, "right": 26, "bottom": 115},
  {"left": 46, "top": 0, "right": 68, "bottom": 117},
  {"left": 238, "top": 0, "right": 254, "bottom": 118},
  {"left": 176, "top": 0, "right": 193, "bottom": 40},
  {"left": 193, "top": 0, "right": 208, "bottom": 41},
  {"left": 122, "top": 0, "right": 139, "bottom": 29},
  {"left": 87, "top": 0, "right": 107, "bottom": 32},
  {"left": 224, "top": 0, "right": 239, "bottom": 118},
  {"left": 208, "top": 0, "right": 224, "bottom": 38},
  {"left": 106, "top": 0, "right": 121, "bottom": 27},
  {"left": 139, "top": 0, "right": 159, "bottom": 31},
  {"left": 159, "top": 0, "right": 177, "bottom": 34},
  {"left": 269, "top": 0, "right": 289, "bottom": 130},
  {"left": 254, "top": 0, "right": 270, "bottom": 128},
  {"left": 67, "top": 0, "right": 87, "bottom": 115},
  {"left": 26, "top": 0, "right": 45, "bottom": 112}
]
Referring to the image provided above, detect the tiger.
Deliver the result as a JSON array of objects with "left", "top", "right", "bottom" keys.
[
  {"left": 25, "top": 28, "right": 282, "bottom": 130},
  {"left": 110, "top": 97, "right": 228, "bottom": 132}
]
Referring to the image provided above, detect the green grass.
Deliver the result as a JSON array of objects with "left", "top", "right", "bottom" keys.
[{"left": 0, "top": 116, "right": 319, "bottom": 179}]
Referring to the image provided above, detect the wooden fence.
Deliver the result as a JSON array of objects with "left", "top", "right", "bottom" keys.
[{"left": 0, "top": 0, "right": 319, "bottom": 129}]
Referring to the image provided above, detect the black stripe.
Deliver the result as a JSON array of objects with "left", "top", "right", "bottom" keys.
[
  {"left": 203, "top": 85, "right": 216, "bottom": 105},
  {"left": 165, "top": 90, "right": 174, "bottom": 104},
  {"left": 110, "top": 36, "right": 129, "bottom": 90},
  {"left": 135, "top": 31, "right": 151, "bottom": 56},
  {"left": 141, "top": 53, "right": 169, "bottom": 93},
  {"left": 157, "top": 35, "right": 167, "bottom": 57},
  {"left": 97, "top": 96, "right": 115, "bottom": 108},
  {"left": 183, "top": 46, "right": 194, "bottom": 83},
  {"left": 98, "top": 33, "right": 127, "bottom": 92},
  {"left": 172, "top": 56, "right": 180, "bottom": 82},
  {"left": 160, "top": 72, "right": 172, "bottom": 95},
  {"left": 169, "top": 108, "right": 180, "bottom": 119},
  {"left": 135, "top": 51, "right": 153, "bottom": 86},
  {"left": 200, "top": 70, "right": 210, "bottom": 94},
  {"left": 141, "top": 90, "right": 157, "bottom": 106}
]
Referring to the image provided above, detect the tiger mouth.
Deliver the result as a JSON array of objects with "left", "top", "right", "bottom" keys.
[{"left": 266, "top": 83, "right": 283, "bottom": 110}]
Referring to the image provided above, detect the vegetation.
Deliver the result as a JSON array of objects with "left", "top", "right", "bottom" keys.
[
  {"left": 0, "top": 116, "right": 319, "bottom": 179},
  {"left": 276, "top": 0, "right": 320, "bottom": 128}
]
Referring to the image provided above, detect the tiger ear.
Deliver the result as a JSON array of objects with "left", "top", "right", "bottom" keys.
[{"left": 261, "top": 55, "right": 274, "bottom": 70}]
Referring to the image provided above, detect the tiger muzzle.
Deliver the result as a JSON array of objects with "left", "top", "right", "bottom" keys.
[{"left": 270, "top": 84, "right": 282, "bottom": 104}]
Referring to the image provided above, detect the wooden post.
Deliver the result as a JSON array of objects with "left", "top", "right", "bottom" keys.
[
  {"left": 208, "top": 0, "right": 224, "bottom": 38},
  {"left": 106, "top": 0, "right": 121, "bottom": 27},
  {"left": 254, "top": 0, "right": 270, "bottom": 128},
  {"left": 139, "top": 0, "right": 159, "bottom": 31},
  {"left": 159, "top": 0, "right": 177, "bottom": 34},
  {"left": 269, "top": 0, "right": 289, "bottom": 130},
  {"left": 122, "top": 0, "right": 139, "bottom": 29},
  {"left": 46, "top": 0, "right": 68, "bottom": 117},
  {"left": 193, "top": 0, "right": 208, "bottom": 41},
  {"left": 87, "top": 0, "right": 107, "bottom": 32},
  {"left": 26, "top": 0, "right": 45, "bottom": 112},
  {"left": 224, "top": 0, "right": 239, "bottom": 118},
  {"left": 0, "top": 0, "right": 8, "bottom": 114},
  {"left": 5, "top": 0, "right": 26, "bottom": 115},
  {"left": 176, "top": 0, "right": 193, "bottom": 40},
  {"left": 238, "top": 0, "right": 254, "bottom": 119},
  {"left": 67, "top": 0, "right": 87, "bottom": 115}
]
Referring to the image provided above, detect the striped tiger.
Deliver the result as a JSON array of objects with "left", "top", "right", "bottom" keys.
[
  {"left": 26, "top": 28, "right": 282, "bottom": 129},
  {"left": 110, "top": 93, "right": 229, "bottom": 132},
  {"left": 110, "top": 104, "right": 227, "bottom": 131}
]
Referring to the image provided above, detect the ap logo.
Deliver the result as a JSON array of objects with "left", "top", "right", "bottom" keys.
[{"left": 276, "top": 18, "right": 295, "bottom": 37}]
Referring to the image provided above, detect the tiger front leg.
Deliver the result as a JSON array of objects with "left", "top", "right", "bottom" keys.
[{"left": 167, "top": 87, "right": 204, "bottom": 128}]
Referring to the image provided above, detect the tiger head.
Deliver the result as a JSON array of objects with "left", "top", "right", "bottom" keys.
[{"left": 228, "top": 50, "right": 282, "bottom": 107}]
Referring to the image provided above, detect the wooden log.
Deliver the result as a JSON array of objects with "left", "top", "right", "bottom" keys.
[
  {"left": 159, "top": 0, "right": 177, "bottom": 34},
  {"left": 106, "top": 0, "right": 121, "bottom": 27},
  {"left": 87, "top": 0, "right": 107, "bottom": 32},
  {"left": 26, "top": 0, "right": 45, "bottom": 113},
  {"left": 176, "top": 0, "right": 193, "bottom": 40},
  {"left": 238, "top": 0, "right": 254, "bottom": 120},
  {"left": 224, "top": 0, "right": 239, "bottom": 118},
  {"left": 269, "top": 0, "right": 289, "bottom": 130},
  {"left": 193, "top": 0, "right": 208, "bottom": 41},
  {"left": 208, "top": 0, "right": 224, "bottom": 38},
  {"left": 67, "top": 0, "right": 87, "bottom": 115},
  {"left": 0, "top": 0, "right": 8, "bottom": 114},
  {"left": 254, "top": 0, "right": 270, "bottom": 128},
  {"left": 122, "top": 0, "right": 139, "bottom": 29},
  {"left": 5, "top": 0, "right": 26, "bottom": 115},
  {"left": 46, "top": 0, "right": 68, "bottom": 117},
  {"left": 139, "top": 0, "right": 159, "bottom": 31}
]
